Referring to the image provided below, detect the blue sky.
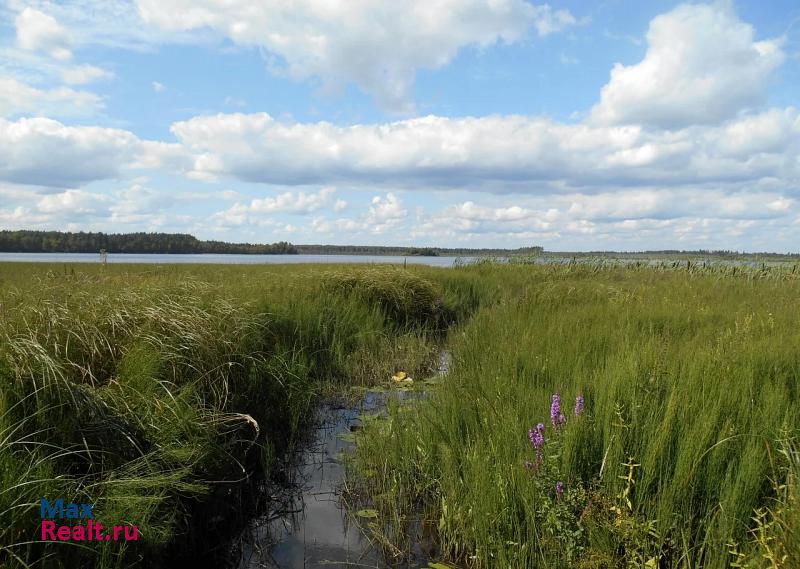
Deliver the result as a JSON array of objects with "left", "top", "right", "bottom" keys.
[{"left": 1, "top": 1, "right": 799, "bottom": 251}]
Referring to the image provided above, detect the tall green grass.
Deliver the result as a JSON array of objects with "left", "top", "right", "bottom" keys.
[
  {"left": 0, "top": 263, "right": 470, "bottom": 568},
  {"left": 352, "top": 263, "right": 800, "bottom": 568},
  {"left": 7, "top": 261, "right": 796, "bottom": 568}
]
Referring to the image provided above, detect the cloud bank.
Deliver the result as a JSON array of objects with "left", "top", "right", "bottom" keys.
[{"left": 0, "top": 2, "right": 798, "bottom": 250}]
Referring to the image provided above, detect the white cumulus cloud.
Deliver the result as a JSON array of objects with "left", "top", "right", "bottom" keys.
[
  {"left": 591, "top": 2, "right": 785, "bottom": 128},
  {"left": 0, "top": 77, "right": 103, "bottom": 117},
  {"left": 212, "top": 187, "right": 338, "bottom": 227},
  {"left": 136, "top": 0, "right": 579, "bottom": 112},
  {"left": 15, "top": 7, "right": 73, "bottom": 60},
  {"left": 36, "top": 188, "right": 106, "bottom": 215},
  {"left": 0, "top": 117, "right": 168, "bottom": 188},
  {"left": 169, "top": 110, "right": 800, "bottom": 193},
  {"left": 368, "top": 192, "right": 407, "bottom": 223}
]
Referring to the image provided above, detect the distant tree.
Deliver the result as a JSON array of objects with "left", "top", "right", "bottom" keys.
[{"left": 404, "top": 247, "right": 439, "bottom": 256}]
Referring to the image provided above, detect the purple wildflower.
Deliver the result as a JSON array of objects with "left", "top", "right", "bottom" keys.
[
  {"left": 550, "top": 393, "right": 561, "bottom": 427},
  {"left": 530, "top": 423, "right": 545, "bottom": 455},
  {"left": 528, "top": 423, "right": 546, "bottom": 470},
  {"left": 529, "top": 424, "right": 545, "bottom": 446},
  {"left": 559, "top": 413, "right": 566, "bottom": 426},
  {"left": 575, "top": 394, "right": 585, "bottom": 417},
  {"left": 556, "top": 481, "right": 564, "bottom": 499}
]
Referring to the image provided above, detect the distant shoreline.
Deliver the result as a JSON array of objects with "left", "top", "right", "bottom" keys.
[
  {"left": 0, "top": 230, "right": 798, "bottom": 259},
  {"left": 2, "top": 251, "right": 799, "bottom": 264},
  {"left": 0, "top": 230, "right": 542, "bottom": 257}
]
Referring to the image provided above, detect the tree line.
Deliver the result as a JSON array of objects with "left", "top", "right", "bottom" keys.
[
  {"left": 0, "top": 231, "right": 547, "bottom": 256},
  {"left": 295, "top": 244, "right": 544, "bottom": 256},
  {"left": 0, "top": 231, "right": 298, "bottom": 254}
]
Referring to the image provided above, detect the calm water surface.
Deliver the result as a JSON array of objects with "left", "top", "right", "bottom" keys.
[
  {"left": 1, "top": 253, "right": 790, "bottom": 268},
  {"left": 0, "top": 253, "right": 468, "bottom": 267},
  {"left": 233, "top": 352, "right": 452, "bottom": 569}
]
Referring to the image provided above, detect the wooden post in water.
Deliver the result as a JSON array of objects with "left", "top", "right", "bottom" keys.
[{"left": 100, "top": 249, "right": 108, "bottom": 265}]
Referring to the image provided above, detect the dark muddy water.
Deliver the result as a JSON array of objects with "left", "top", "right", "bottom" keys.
[
  {"left": 235, "top": 397, "right": 386, "bottom": 568},
  {"left": 233, "top": 353, "right": 451, "bottom": 569}
]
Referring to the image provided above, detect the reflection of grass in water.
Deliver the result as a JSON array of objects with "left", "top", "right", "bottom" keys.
[
  {"left": 352, "top": 262, "right": 800, "bottom": 568},
  {"left": 0, "top": 262, "right": 472, "bottom": 569}
]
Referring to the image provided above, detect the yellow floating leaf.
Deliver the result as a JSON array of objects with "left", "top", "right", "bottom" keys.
[{"left": 392, "top": 371, "right": 407, "bottom": 381}]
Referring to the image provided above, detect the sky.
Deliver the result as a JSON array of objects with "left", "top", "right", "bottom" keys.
[{"left": 0, "top": 0, "right": 799, "bottom": 252}]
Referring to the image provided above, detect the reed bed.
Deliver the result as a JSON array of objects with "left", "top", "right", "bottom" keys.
[
  {"left": 352, "top": 262, "right": 800, "bottom": 568},
  {"left": 0, "top": 263, "right": 467, "bottom": 569},
  {"left": 5, "top": 260, "right": 797, "bottom": 568}
]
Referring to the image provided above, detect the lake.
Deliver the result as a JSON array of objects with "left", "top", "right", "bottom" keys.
[{"left": 0, "top": 252, "right": 472, "bottom": 267}]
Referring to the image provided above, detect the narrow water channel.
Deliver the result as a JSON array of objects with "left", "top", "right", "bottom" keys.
[{"left": 233, "top": 352, "right": 451, "bottom": 569}]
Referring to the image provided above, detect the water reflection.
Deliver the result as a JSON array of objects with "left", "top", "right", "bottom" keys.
[{"left": 235, "top": 352, "right": 452, "bottom": 569}]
